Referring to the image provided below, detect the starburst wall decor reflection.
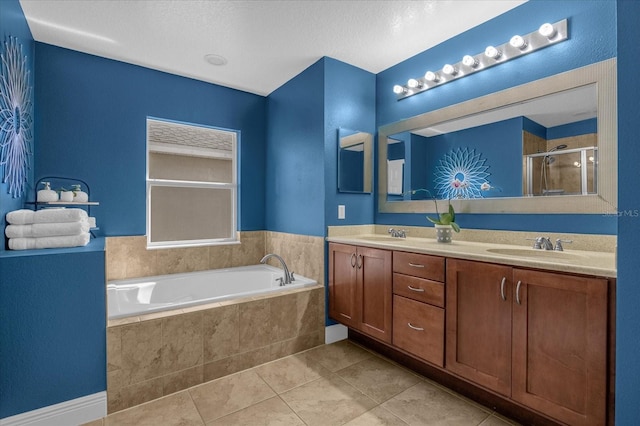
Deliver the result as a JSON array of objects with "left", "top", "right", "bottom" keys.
[
  {"left": 434, "top": 147, "right": 490, "bottom": 199},
  {"left": 0, "top": 36, "right": 33, "bottom": 198}
]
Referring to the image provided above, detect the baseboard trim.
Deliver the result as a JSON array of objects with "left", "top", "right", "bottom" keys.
[
  {"left": 0, "top": 392, "right": 106, "bottom": 426},
  {"left": 325, "top": 324, "right": 348, "bottom": 344}
]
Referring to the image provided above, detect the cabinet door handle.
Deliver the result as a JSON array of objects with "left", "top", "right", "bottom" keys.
[
  {"left": 357, "top": 254, "right": 363, "bottom": 269},
  {"left": 500, "top": 277, "right": 507, "bottom": 301},
  {"left": 340, "top": 313, "right": 351, "bottom": 319},
  {"left": 350, "top": 253, "right": 356, "bottom": 268},
  {"left": 516, "top": 280, "right": 522, "bottom": 305},
  {"left": 407, "top": 322, "right": 424, "bottom": 331},
  {"left": 408, "top": 263, "right": 425, "bottom": 268},
  {"left": 407, "top": 285, "right": 425, "bottom": 292}
]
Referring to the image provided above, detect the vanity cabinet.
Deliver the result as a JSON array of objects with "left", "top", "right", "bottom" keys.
[
  {"left": 392, "top": 251, "right": 445, "bottom": 367},
  {"left": 446, "top": 259, "right": 608, "bottom": 426},
  {"left": 328, "top": 243, "right": 392, "bottom": 343}
]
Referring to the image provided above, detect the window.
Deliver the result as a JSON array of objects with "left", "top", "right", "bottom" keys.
[{"left": 146, "top": 118, "right": 238, "bottom": 248}]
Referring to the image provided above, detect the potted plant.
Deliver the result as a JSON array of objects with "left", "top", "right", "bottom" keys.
[{"left": 407, "top": 189, "right": 460, "bottom": 242}]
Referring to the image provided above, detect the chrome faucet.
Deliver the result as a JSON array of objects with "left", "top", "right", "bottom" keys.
[
  {"left": 260, "top": 254, "right": 295, "bottom": 285},
  {"left": 388, "top": 228, "right": 407, "bottom": 238},
  {"left": 531, "top": 236, "right": 554, "bottom": 250}
]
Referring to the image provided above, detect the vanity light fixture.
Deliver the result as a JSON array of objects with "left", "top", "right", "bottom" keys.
[
  {"left": 462, "top": 55, "right": 478, "bottom": 68},
  {"left": 393, "top": 19, "right": 568, "bottom": 100},
  {"left": 484, "top": 45, "right": 502, "bottom": 59},
  {"left": 442, "top": 64, "right": 457, "bottom": 76},
  {"left": 424, "top": 71, "right": 440, "bottom": 82},
  {"left": 509, "top": 35, "right": 527, "bottom": 50}
]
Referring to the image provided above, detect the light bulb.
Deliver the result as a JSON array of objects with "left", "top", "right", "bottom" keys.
[
  {"left": 589, "top": 156, "right": 595, "bottom": 162},
  {"left": 407, "top": 78, "right": 421, "bottom": 89},
  {"left": 424, "top": 71, "right": 439, "bottom": 82},
  {"left": 484, "top": 45, "right": 501, "bottom": 59},
  {"left": 573, "top": 161, "right": 582, "bottom": 167},
  {"left": 462, "top": 55, "right": 478, "bottom": 68},
  {"left": 393, "top": 85, "right": 405, "bottom": 95},
  {"left": 510, "top": 35, "right": 527, "bottom": 50},
  {"left": 539, "top": 23, "right": 557, "bottom": 38},
  {"left": 442, "top": 64, "right": 457, "bottom": 76}
]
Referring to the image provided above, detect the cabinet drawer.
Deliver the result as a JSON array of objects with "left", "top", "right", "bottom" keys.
[
  {"left": 392, "top": 295, "right": 444, "bottom": 367},
  {"left": 393, "top": 273, "right": 444, "bottom": 308},
  {"left": 393, "top": 251, "right": 444, "bottom": 282}
]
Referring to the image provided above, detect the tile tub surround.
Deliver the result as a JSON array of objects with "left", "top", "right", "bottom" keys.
[
  {"left": 264, "top": 231, "right": 325, "bottom": 285},
  {"left": 87, "top": 340, "right": 520, "bottom": 426},
  {"left": 106, "top": 285, "right": 325, "bottom": 413}
]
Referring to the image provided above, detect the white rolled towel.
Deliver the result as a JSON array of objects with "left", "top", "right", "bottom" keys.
[
  {"left": 8, "top": 233, "right": 90, "bottom": 250},
  {"left": 5, "top": 219, "right": 90, "bottom": 238},
  {"left": 6, "top": 208, "right": 88, "bottom": 225}
]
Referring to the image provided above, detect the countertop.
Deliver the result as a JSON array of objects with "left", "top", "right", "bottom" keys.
[{"left": 327, "top": 234, "right": 616, "bottom": 278}]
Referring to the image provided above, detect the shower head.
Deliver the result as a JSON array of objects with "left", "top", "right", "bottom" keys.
[{"left": 548, "top": 144, "right": 568, "bottom": 153}]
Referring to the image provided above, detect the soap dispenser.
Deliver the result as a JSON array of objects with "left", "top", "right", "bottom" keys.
[
  {"left": 71, "top": 184, "right": 88, "bottom": 202},
  {"left": 37, "top": 182, "right": 59, "bottom": 202}
]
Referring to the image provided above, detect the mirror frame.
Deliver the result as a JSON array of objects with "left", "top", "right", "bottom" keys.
[
  {"left": 378, "top": 58, "right": 617, "bottom": 215},
  {"left": 338, "top": 129, "right": 373, "bottom": 194}
]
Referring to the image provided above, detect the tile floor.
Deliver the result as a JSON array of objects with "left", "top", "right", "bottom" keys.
[{"left": 85, "top": 340, "right": 520, "bottom": 426}]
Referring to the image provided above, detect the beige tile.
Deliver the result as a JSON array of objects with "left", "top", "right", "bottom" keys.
[
  {"left": 208, "top": 244, "right": 234, "bottom": 269},
  {"left": 106, "top": 237, "right": 128, "bottom": 281},
  {"left": 107, "top": 327, "right": 122, "bottom": 372},
  {"left": 189, "top": 369, "right": 276, "bottom": 423},
  {"left": 269, "top": 330, "right": 324, "bottom": 359},
  {"left": 119, "top": 320, "right": 163, "bottom": 385},
  {"left": 107, "top": 377, "right": 164, "bottom": 413},
  {"left": 205, "top": 396, "right": 304, "bottom": 426},
  {"left": 105, "top": 391, "right": 203, "bottom": 425},
  {"left": 161, "top": 312, "right": 203, "bottom": 374},
  {"left": 270, "top": 293, "right": 298, "bottom": 341},
  {"left": 203, "top": 347, "right": 273, "bottom": 382},
  {"left": 480, "top": 413, "right": 523, "bottom": 426},
  {"left": 304, "top": 340, "right": 373, "bottom": 372},
  {"left": 163, "top": 365, "right": 204, "bottom": 395},
  {"left": 337, "top": 356, "right": 421, "bottom": 403},
  {"left": 280, "top": 374, "right": 377, "bottom": 426},
  {"left": 296, "top": 288, "right": 323, "bottom": 336},
  {"left": 343, "top": 406, "right": 409, "bottom": 426},
  {"left": 382, "top": 381, "right": 491, "bottom": 426},
  {"left": 156, "top": 247, "right": 210, "bottom": 275},
  {"left": 238, "top": 299, "right": 272, "bottom": 351},
  {"left": 202, "top": 304, "right": 239, "bottom": 362},
  {"left": 81, "top": 419, "right": 104, "bottom": 426},
  {"left": 254, "top": 351, "right": 331, "bottom": 393},
  {"left": 123, "top": 236, "right": 158, "bottom": 279}
]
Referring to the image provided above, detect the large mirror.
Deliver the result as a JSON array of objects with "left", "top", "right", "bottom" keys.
[
  {"left": 378, "top": 59, "right": 617, "bottom": 214},
  {"left": 338, "top": 129, "right": 373, "bottom": 193}
]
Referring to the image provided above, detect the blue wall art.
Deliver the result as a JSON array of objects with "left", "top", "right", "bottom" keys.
[
  {"left": 0, "top": 36, "right": 33, "bottom": 198},
  {"left": 434, "top": 147, "right": 490, "bottom": 199}
]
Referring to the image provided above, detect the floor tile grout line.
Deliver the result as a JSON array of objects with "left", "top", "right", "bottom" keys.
[
  {"left": 185, "top": 388, "right": 207, "bottom": 426},
  {"left": 276, "top": 393, "right": 310, "bottom": 426}
]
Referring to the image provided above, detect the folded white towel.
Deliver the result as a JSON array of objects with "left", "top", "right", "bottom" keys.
[
  {"left": 5, "top": 219, "right": 90, "bottom": 238},
  {"left": 6, "top": 208, "right": 88, "bottom": 225},
  {"left": 88, "top": 217, "right": 97, "bottom": 229},
  {"left": 8, "top": 233, "right": 90, "bottom": 250}
]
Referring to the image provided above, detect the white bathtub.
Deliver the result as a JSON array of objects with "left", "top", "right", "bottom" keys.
[{"left": 107, "top": 264, "right": 317, "bottom": 319}]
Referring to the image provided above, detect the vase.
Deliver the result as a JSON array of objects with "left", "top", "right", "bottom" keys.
[{"left": 435, "top": 224, "right": 453, "bottom": 243}]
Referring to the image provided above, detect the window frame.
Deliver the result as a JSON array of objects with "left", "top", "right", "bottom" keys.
[{"left": 146, "top": 117, "right": 239, "bottom": 249}]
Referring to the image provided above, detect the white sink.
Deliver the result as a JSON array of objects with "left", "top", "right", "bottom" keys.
[{"left": 486, "top": 248, "right": 585, "bottom": 259}]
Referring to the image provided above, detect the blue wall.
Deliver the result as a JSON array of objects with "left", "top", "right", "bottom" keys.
[
  {"left": 266, "top": 59, "right": 325, "bottom": 236},
  {"left": 375, "top": 0, "right": 617, "bottom": 235},
  {"left": 0, "top": 0, "right": 34, "bottom": 242},
  {"left": 616, "top": 0, "right": 640, "bottom": 423},
  {"left": 34, "top": 43, "right": 267, "bottom": 235},
  {"left": 0, "top": 243, "right": 106, "bottom": 418}
]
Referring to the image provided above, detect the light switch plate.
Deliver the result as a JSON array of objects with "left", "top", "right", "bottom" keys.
[{"left": 338, "top": 205, "right": 346, "bottom": 219}]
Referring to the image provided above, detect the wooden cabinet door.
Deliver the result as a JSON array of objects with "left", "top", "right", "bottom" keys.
[
  {"left": 512, "top": 269, "right": 607, "bottom": 426},
  {"left": 446, "top": 259, "right": 513, "bottom": 396},
  {"left": 393, "top": 295, "right": 444, "bottom": 366},
  {"left": 328, "top": 243, "right": 358, "bottom": 329},
  {"left": 358, "top": 246, "right": 393, "bottom": 343}
]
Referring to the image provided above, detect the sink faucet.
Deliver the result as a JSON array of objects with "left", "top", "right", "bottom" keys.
[
  {"left": 260, "top": 254, "right": 295, "bottom": 285},
  {"left": 531, "top": 236, "right": 554, "bottom": 250},
  {"left": 388, "top": 228, "right": 406, "bottom": 238}
]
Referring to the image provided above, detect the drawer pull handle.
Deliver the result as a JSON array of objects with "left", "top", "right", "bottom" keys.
[
  {"left": 516, "top": 280, "right": 522, "bottom": 305},
  {"left": 408, "top": 263, "right": 425, "bottom": 268},
  {"left": 500, "top": 277, "right": 507, "bottom": 301},
  {"left": 407, "top": 285, "right": 425, "bottom": 292},
  {"left": 407, "top": 322, "right": 424, "bottom": 331}
]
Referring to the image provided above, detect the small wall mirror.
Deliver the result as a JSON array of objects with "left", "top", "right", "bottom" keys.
[{"left": 338, "top": 129, "right": 373, "bottom": 193}]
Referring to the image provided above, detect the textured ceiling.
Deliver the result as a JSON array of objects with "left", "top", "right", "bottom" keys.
[{"left": 19, "top": 0, "right": 526, "bottom": 96}]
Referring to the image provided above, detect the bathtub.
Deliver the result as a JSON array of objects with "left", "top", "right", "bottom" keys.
[{"left": 107, "top": 264, "right": 317, "bottom": 319}]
